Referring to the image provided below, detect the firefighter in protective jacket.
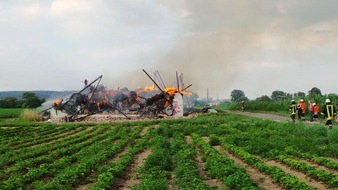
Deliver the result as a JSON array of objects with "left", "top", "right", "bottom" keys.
[
  {"left": 289, "top": 100, "right": 297, "bottom": 123},
  {"left": 241, "top": 101, "right": 245, "bottom": 112},
  {"left": 313, "top": 103, "right": 320, "bottom": 121},
  {"left": 300, "top": 99, "right": 306, "bottom": 121},
  {"left": 321, "top": 98, "right": 336, "bottom": 129}
]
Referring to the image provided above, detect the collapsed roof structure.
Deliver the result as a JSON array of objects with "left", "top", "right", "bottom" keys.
[{"left": 40, "top": 69, "right": 193, "bottom": 122}]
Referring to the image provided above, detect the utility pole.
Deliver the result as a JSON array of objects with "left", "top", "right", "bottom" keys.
[{"left": 207, "top": 88, "right": 209, "bottom": 105}]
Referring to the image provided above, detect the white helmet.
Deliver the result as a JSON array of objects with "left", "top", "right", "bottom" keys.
[
  {"left": 325, "top": 98, "right": 331, "bottom": 103},
  {"left": 300, "top": 99, "right": 304, "bottom": 102},
  {"left": 312, "top": 103, "right": 316, "bottom": 106}
]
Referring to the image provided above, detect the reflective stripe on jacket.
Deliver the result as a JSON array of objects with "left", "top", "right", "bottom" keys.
[
  {"left": 290, "top": 104, "right": 297, "bottom": 115},
  {"left": 321, "top": 103, "right": 336, "bottom": 121}
]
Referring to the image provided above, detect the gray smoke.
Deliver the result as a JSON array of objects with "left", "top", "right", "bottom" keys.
[{"left": 103, "top": 1, "right": 263, "bottom": 99}]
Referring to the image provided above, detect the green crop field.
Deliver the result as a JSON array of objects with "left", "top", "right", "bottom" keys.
[
  {"left": 0, "top": 112, "right": 338, "bottom": 189},
  {"left": 0, "top": 109, "right": 24, "bottom": 119}
]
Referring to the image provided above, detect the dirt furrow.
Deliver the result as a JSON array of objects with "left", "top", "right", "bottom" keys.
[
  {"left": 296, "top": 158, "right": 338, "bottom": 174},
  {"left": 167, "top": 173, "right": 178, "bottom": 190},
  {"left": 264, "top": 159, "right": 333, "bottom": 190},
  {"left": 214, "top": 145, "right": 282, "bottom": 190},
  {"left": 185, "top": 136, "right": 224, "bottom": 189},
  {"left": 139, "top": 126, "right": 149, "bottom": 137},
  {"left": 201, "top": 136, "right": 282, "bottom": 190},
  {"left": 76, "top": 127, "right": 148, "bottom": 190},
  {"left": 324, "top": 157, "right": 338, "bottom": 163},
  {"left": 113, "top": 149, "right": 152, "bottom": 190},
  {"left": 113, "top": 126, "right": 156, "bottom": 189}
]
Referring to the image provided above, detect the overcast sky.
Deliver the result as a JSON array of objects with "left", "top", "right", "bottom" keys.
[{"left": 1, "top": 0, "right": 338, "bottom": 100}]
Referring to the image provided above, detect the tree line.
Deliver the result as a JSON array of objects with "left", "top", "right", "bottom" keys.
[
  {"left": 230, "top": 87, "right": 327, "bottom": 102},
  {"left": 0, "top": 92, "right": 45, "bottom": 108},
  {"left": 227, "top": 87, "right": 338, "bottom": 113}
]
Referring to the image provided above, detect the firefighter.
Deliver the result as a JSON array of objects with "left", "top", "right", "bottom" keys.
[
  {"left": 289, "top": 99, "right": 297, "bottom": 123},
  {"left": 308, "top": 100, "right": 314, "bottom": 122},
  {"left": 313, "top": 103, "right": 319, "bottom": 121},
  {"left": 296, "top": 100, "right": 302, "bottom": 120},
  {"left": 300, "top": 99, "right": 306, "bottom": 121},
  {"left": 241, "top": 101, "right": 245, "bottom": 112},
  {"left": 321, "top": 98, "right": 336, "bottom": 129}
]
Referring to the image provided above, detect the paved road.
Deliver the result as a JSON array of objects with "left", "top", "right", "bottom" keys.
[{"left": 226, "top": 110, "right": 319, "bottom": 124}]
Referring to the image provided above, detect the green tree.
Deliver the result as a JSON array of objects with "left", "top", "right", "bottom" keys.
[
  {"left": 237, "top": 96, "right": 249, "bottom": 102},
  {"left": 255, "top": 95, "right": 271, "bottom": 102},
  {"left": 21, "top": 92, "right": 45, "bottom": 108},
  {"left": 2, "top": 97, "right": 18, "bottom": 108},
  {"left": 293, "top": 91, "right": 306, "bottom": 98},
  {"left": 230, "top": 89, "right": 248, "bottom": 102},
  {"left": 0, "top": 99, "right": 5, "bottom": 108},
  {"left": 308, "top": 87, "right": 322, "bottom": 97},
  {"left": 271, "top": 90, "right": 291, "bottom": 101}
]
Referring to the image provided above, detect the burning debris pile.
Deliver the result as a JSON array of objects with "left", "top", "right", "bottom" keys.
[{"left": 40, "top": 69, "right": 193, "bottom": 122}]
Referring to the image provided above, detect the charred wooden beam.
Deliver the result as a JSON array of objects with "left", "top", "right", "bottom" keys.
[{"left": 142, "top": 69, "right": 163, "bottom": 92}]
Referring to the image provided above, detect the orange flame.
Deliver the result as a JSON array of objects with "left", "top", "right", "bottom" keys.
[
  {"left": 136, "top": 85, "right": 156, "bottom": 94},
  {"left": 143, "top": 85, "right": 155, "bottom": 92},
  {"left": 52, "top": 99, "right": 62, "bottom": 107},
  {"left": 179, "top": 90, "right": 192, "bottom": 97},
  {"left": 163, "top": 87, "right": 192, "bottom": 97},
  {"left": 164, "top": 87, "right": 177, "bottom": 96}
]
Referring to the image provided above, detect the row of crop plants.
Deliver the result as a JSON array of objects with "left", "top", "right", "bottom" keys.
[
  {"left": 0, "top": 121, "right": 165, "bottom": 190},
  {"left": 0, "top": 126, "right": 109, "bottom": 182},
  {"left": 219, "top": 138, "right": 316, "bottom": 189},
  {"left": 1, "top": 120, "right": 266, "bottom": 189},
  {"left": 1, "top": 112, "right": 338, "bottom": 189},
  {"left": 0, "top": 126, "right": 39, "bottom": 139},
  {"left": 0, "top": 125, "right": 136, "bottom": 189},
  {"left": 228, "top": 119, "right": 337, "bottom": 157},
  {"left": 132, "top": 128, "right": 173, "bottom": 190},
  {"left": 284, "top": 147, "right": 338, "bottom": 170},
  {"left": 0, "top": 125, "right": 61, "bottom": 148},
  {"left": 166, "top": 113, "right": 338, "bottom": 189},
  {"left": 216, "top": 120, "right": 338, "bottom": 187},
  {"left": 170, "top": 132, "right": 211, "bottom": 189},
  {"left": 196, "top": 113, "right": 338, "bottom": 188},
  {"left": 89, "top": 127, "right": 154, "bottom": 189},
  {"left": 114, "top": 124, "right": 214, "bottom": 189},
  {"left": 0, "top": 126, "right": 104, "bottom": 169},
  {"left": 5, "top": 126, "right": 87, "bottom": 150},
  {"left": 0, "top": 124, "right": 119, "bottom": 188},
  {"left": 191, "top": 133, "right": 260, "bottom": 189},
  {"left": 93, "top": 123, "right": 257, "bottom": 190},
  {"left": 130, "top": 124, "right": 262, "bottom": 189},
  {"left": 1, "top": 125, "right": 79, "bottom": 149},
  {"left": 39, "top": 126, "right": 144, "bottom": 189}
]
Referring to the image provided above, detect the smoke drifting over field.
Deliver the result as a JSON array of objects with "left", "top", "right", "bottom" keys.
[
  {"left": 111, "top": 1, "right": 338, "bottom": 99},
  {"left": 105, "top": 1, "right": 254, "bottom": 98}
]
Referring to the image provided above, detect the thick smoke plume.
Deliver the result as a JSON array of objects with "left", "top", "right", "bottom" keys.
[{"left": 103, "top": 1, "right": 259, "bottom": 99}]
